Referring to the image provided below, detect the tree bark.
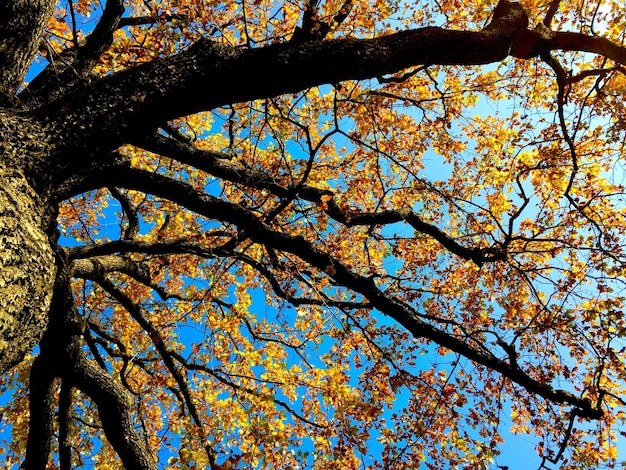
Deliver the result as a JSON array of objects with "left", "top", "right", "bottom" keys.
[
  {"left": 0, "top": 112, "right": 56, "bottom": 373},
  {"left": 34, "top": 1, "right": 530, "bottom": 169},
  {"left": 0, "top": 163, "right": 55, "bottom": 373},
  {"left": 0, "top": 0, "right": 55, "bottom": 104}
]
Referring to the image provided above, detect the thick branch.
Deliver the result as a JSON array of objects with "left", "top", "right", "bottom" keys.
[
  {"left": 72, "top": 254, "right": 179, "bottom": 300},
  {"left": 26, "top": 0, "right": 125, "bottom": 101},
  {"left": 75, "top": 0, "right": 125, "bottom": 72},
  {"left": 552, "top": 31, "right": 626, "bottom": 64},
  {"left": 509, "top": 24, "right": 626, "bottom": 63},
  {"left": 21, "top": 355, "right": 56, "bottom": 470},
  {"left": 58, "top": 381, "right": 73, "bottom": 470},
  {"left": 50, "top": 151, "right": 132, "bottom": 201},
  {"left": 66, "top": 238, "right": 230, "bottom": 259},
  {"left": 40, "top": 0, "right": 529, "bottom": 157},
  {"left": 92, "top": 167, "right": 602, "bottom": 419},
  {"left": 22, "top": 250, "right": 75, "bottom": 470},
  {"left": 32, "top": 250, "right": 156, "bottom": 470},
  {"left": 342, "top": 208, "right": 507, "bottom": 266},
  {"left": 0, "top": 0, "right": 55, "bottom": 103},
  {"left": 68, "top": 238, "right": 366, "bottom": 307},
  {"left": 69, "top": 350, "right": 157, "bottom": 470}
]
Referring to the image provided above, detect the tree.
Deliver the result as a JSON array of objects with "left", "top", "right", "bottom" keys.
[{"left": 1, "top": 0, "right": 625, "bottom": 468}]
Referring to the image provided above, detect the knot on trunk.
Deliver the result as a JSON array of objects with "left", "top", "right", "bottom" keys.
[
  {"left": 484, "top": 0, "right": 529, "bottom": 36},
  {"left": 481, "top": 0, "right": 531, "bottom": 61}
]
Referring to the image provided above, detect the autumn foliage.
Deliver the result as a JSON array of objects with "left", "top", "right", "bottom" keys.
[{"left": 1, "top": 0, "right": 626, "bottom": 469}]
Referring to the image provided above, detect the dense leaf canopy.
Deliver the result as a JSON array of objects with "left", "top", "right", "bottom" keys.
[{"left": 1, "top": 0, "right": 626, "bottom": 469}]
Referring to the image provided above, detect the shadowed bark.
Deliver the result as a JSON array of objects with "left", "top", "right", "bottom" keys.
[{"left": 0, "top": 0, "right": 55, "bottom": 104}]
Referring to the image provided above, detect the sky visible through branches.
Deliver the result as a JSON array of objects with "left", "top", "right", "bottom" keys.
[{"left": 2, "top": 0, "right": 626, "bottom": 469}]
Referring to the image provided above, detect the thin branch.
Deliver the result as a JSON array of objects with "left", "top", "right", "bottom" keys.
[
  {"left": 91, "top": 276, "right": 219, "bottom": 468},
  {"left": 542, "top": 0, "right": 562, "bottom": 27},
  {"left": 566, "top": 66, "right": 626, "bottom": 85},
  {"left": 171, "top": 350, "right": 325, "bottom": 428},
  {"left": 68, "top": 0, "right": 79, "bottom": 49},
  {"left": 539, "top": 410, "right": 577, "bottom": 468},
  {"left": 108, "top": 187, "right": 140, "bottom": 240},
  {"left": 118, "top": 13, "right": 187, "bottom": 28},
  {"left": 541, "top": 52, "right": 609, "bottom": 251},
  {"left": 131, "top": 133, "right": 505, "bottom": 266},
  {"left": 83, "top": 326, "right": 110, "bottom": 371},
  {"left": 91, "top": 167, "right": 603, "bottom": 419},
  {"left": 377, "top": 65, "right": 430, "bottom": 84}
]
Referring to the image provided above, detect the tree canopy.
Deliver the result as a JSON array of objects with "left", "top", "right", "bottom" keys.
[{"left": 1, "top": 0, "right": 626, "bottom": 468}]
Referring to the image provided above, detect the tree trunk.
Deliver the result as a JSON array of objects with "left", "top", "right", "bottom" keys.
[{"left": 0, "top": 113, "right": 56, "bottom": 373}]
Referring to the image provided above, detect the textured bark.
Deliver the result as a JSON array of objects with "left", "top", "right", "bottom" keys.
[
  {"left": 69, "top": 351, "right": 158, "bottom": 470},
  {"left": 0, "top": 0, "right": 55, "bottom": 103},
  {"left": 0, "top": 162, "right": 55, "bottom": 373},
  {"left": 0, "top": 108, "right": 57, "bottom": 373}
]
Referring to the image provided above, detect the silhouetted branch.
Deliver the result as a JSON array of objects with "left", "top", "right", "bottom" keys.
[
  {"left": 21, "top": 355, "right": 57, "bottom": 470},
  {"left": 72, "top": 254, "right": 174, "bottom": 300},
  {"left": 542, "top": 0, "right": 562, "bottom": 26},
  {"left": 25, "top": 0, "right": 125, "bottom": 100},
  {"left": 69, "top": 350, "right": 157, "bottom": 470},
  {"left": 91, "top": 275, "right": 219, "bottom": 468},
  {"left": 92, "top": 167, "right": 603, "bottom": 419},
  {"left": 118, "top": 13, "right": 187, "bottom": 28},
  {"left": 108, "top": 187, "right": 140, "bottom": 240},
  {"left": 58, "top": 381, "right": 72, "bottom": 470},
  {"left": 44, "top": 1, "right": 531, "bottom": 155},
  {"left": 132, "top": 133, "right": 506, "bottom": 266}
]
